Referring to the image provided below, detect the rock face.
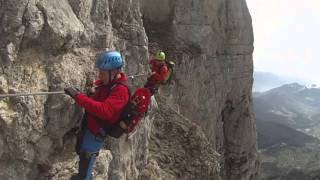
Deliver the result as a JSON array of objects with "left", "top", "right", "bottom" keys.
[
  {"left": 144, "top": 97, "right": 221, "bottom": 180},
  {"left": 143, "top": 0, "right": 259, "bottom": 179},
  {"left": 0, "top": 0, "right": 259, "bottom": 180}
]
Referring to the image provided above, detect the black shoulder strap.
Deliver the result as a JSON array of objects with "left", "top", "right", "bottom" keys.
[{"left": 108, "top": 81, "right": 130, "bottom": 96}]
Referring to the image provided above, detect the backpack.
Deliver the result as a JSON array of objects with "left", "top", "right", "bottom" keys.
[
  {"left": 97, "top": 83, "right": 152, "bottom": 138},
  {"left": 162, "top": 60, "right": 175, "bottom": 84}
]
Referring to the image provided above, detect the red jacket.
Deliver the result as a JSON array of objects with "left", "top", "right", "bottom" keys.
[
  {"left": 149, "top": 59, "right": 169, "bottom": 83},
  {"left": 75, "top": 73, "right": 129, "bottom": 135}
]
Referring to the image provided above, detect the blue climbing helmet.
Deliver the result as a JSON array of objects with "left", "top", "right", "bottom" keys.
[{"left": 95, "top": 51, "right": 123, "bottom": 71}]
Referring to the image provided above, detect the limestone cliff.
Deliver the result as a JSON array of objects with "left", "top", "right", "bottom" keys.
[{"left": 0, "top": 0, "right": 259, "bottom": 180}]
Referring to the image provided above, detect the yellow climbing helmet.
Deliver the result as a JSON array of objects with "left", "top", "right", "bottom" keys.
[{"left": 155, "top": 51, "right": 166, "bottom": 61}]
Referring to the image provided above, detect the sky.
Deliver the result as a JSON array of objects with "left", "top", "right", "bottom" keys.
[{"left": 246, "top": 0, "right": 320, "bottom": 84}]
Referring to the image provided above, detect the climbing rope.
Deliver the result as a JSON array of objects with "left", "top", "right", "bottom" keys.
[
  {"left": 128, "top": 73, "right": 148, "bottom": 79},
  {"left": 0, "top": 73, "right": 149, "bottom": 98},
  {"left": 0, "top": 91, "right": 65, "bottom": 98}
]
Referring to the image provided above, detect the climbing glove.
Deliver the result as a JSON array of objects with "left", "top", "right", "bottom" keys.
[{"left": 64, "top": 87, "right": 80, "bottom": 99}]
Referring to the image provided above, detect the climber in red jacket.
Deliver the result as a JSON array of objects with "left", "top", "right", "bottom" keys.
[
  {"left": 64, "top": 50, "right": 129, "bottom": 180},
  {"left": 144, "top": 51, "right": 169, "bottom": 94}
]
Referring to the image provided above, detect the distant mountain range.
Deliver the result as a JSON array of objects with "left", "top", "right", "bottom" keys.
[
  {"left": 260, "top": 143, "right": 320, "bottom": 180},
  {"left": 253, "top": 71, "right": 310, "bottom": 92},
  {"left": 254, "top": 83, "right": 320, "bottom": 137},
  {"left": 256, "top": 119, "right": 318, "bottom": 149},
  {"left": 254, "top": 83, "right": 320, "bottom": 180}
]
